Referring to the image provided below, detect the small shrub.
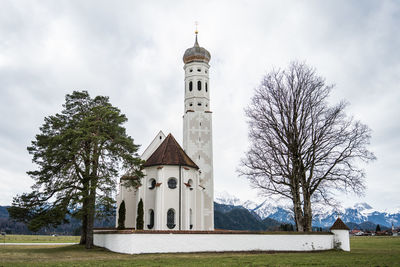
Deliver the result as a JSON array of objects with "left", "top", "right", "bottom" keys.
[
  {"left": 118, "top": 200, "right": 126, "bottom": 230},
  {"left": 136, "top": 199, "right": 144, "bottom": 230}
]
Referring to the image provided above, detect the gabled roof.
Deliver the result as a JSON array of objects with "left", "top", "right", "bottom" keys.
[
  {"left": 143, "top": 133, "right": 198, "bottom": 169},
  {"left": 141, "top": 130, "right": 166, "bottom": 161},
  {"left": 330, "top": 217, "right": 350, "bottom": 230}
]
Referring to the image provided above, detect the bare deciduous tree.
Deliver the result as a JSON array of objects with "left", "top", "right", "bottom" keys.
[{"left": 239, "top": 62, "right": 376, "bottom": 232}]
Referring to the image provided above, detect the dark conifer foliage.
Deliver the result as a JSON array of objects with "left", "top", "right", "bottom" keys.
[
  {"left": 118, "top": 200, "right": 126, "bottom": 230},
  {"left": 280, "top": 223, "right": 294, "bottom": 231},
  {"left": 7, "top": 91, "right": 143, "bottom": 248},
  {"left": 136, "top": 199, "right": 144, "bottom": 230}
]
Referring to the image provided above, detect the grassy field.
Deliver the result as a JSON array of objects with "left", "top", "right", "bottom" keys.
[
  {"left": 0, "top": 236, "right": 399, "bottom": 266},
  {"left": 0, "top": 234, "right": 79, "bottom": 243}
]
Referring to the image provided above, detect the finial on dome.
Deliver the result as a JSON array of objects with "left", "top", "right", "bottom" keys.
[{"left": 194, "top": 21, "right": 199, "bottom": 46}]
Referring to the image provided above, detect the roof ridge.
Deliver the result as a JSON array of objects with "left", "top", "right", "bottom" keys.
[
  {"left": 161, "top": 133, "right": 172, "bottom": 163},
  {"left": 170, "top": 134, "right": 185, "bottom": 164}
]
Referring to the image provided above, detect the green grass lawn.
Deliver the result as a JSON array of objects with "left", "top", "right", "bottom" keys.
[
  {"left": 0, "top": 236, "right": 399, "bottom": 266},
  {"left": 1, "top": 234, "right": 79, "bottom": 243}
]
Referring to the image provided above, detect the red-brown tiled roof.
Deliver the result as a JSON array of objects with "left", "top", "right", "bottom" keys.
[
  {"left": 143, "top": 133, "right": 198, "bottom": 169},
  {"left": 330, "top": 217, "right": 350, "bottom": 230}
]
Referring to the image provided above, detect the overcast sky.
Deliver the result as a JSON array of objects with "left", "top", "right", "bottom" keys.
[{"left": 0, "top": 0, "right": 399, "bottom": 211}]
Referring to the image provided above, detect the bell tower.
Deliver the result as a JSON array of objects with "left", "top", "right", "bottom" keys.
[{"left": 182, "top": 30, "right": 214, "bottom": 230}]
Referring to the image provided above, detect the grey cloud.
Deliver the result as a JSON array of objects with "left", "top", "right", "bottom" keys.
[{"left": 0, "top": 0, "right": 399, "bottom": 210}]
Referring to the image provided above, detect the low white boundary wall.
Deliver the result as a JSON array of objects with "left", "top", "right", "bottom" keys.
[{"left": 94, "top": 230, "right": 348, "bottom": 254}]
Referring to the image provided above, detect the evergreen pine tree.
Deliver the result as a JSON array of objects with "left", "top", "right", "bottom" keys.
[
  {"left": 118, "top": 200, "right": 126, "bottom": 230},
  {"left": 376, "top": 224, "right": 381, "bottom": 232},
  {"left": 136, "top": 199, "right": 144, "bottom": 230},
  {"left": 7, "top": 91, "right": 144, "bottom": 248}
]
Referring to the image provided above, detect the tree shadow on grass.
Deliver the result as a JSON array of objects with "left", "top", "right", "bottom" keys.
[
  {"left": 1, "top": 244, "right": 107, "bottom": 255},
  {"left": 26, "top": 244, "right": 110, "bottom": 254}
]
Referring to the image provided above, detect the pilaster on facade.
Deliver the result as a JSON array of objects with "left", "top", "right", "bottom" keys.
[{"left": 156, "top": 166, "right": 164, "bottom": 230}]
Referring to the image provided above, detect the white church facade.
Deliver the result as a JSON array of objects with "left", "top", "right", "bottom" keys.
[{"left": 115, "top": 32, "right": 214, "bottom": 231}]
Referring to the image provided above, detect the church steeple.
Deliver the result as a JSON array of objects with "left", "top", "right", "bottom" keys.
[{"left": 182, "top": 31, "right": 214, "bottom": 230}]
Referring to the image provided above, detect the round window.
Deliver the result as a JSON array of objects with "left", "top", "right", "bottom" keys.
[
  {"left": 168, "top": 178, "right": 177, "bottom": 189},
  {"left": 148, "top": 178, "right": 156, "bottom": 189}
]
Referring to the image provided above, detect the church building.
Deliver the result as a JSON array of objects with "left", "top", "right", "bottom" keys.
[{"left": 116, "top": 31, "right": 214, "bottom": 231}]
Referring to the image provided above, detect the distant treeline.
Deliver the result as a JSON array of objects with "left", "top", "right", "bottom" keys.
[
  {"left": 0, "top": 204, "right": 387, "bottom": 235},
  {"left": 0, "top": 206, "right": 114, "bottom": 235}
]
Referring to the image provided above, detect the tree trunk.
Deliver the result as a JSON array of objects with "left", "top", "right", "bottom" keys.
[
  {"left": 299, "top": 163, "right": 312, "bottom": 232},
  {"left": 85, "top": 185, "right": 96, "bottom": 249},
  {"left": 80, "top": 214, "right": 87, "bottom": 245},
  {"left": 79, "top": 196, "right": 88, "bottom": 245},
  {"left": 79, "top": 182, "right": 89, "bottom": 245},
  {"left": 302, "top": 192, "right": 312, "bottom": 231},
  {"left": 291, "top": 178, "right": 304, "bottom": 232},
  {"left": 292, "top": 198, "right": 304, "bottom": 231}
]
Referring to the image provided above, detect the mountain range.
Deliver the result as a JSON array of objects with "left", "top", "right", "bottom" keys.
[
  {"left": 215, "top": 191, "right": 400, "bottom": 229},
  {"left": 1, "top": 192, "right": 398, "bottom": 234}
]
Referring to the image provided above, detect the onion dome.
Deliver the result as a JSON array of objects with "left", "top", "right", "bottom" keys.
[{"left": 183, "top": 33, "right": 211, "bottom": 64}]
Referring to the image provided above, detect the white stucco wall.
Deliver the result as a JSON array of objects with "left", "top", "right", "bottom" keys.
[
  {"left": 331, "top": 229, "right": 350, "bottom": 251},
  {"left": 118, "top": 165, "right": 200, "bottom": 231},
  {"left": 94, "top": 232, "right": 338, "bottom": 254},
  {"left": 115, "top": 185, "right": 138, "bottom": 228}
]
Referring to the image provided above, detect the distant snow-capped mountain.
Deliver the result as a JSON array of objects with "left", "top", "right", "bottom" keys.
[
  {"left": 214, "top": 191, "right": 400, "bottom": 227},
  {"left": 214, "top": 191, "right": 243, "bottom": 206}
]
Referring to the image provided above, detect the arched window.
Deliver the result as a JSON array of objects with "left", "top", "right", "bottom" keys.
[
  {"left": 205, "top": 82, "right": 208, "bottom": 92},
  {"left": 197, "top": 81, "right": 202, "bottom": 91},
  {"left": 188, "top": 179, "right": 193, "bottom": 191},
  {"left": 167, "top": 209, "right": 175, "bottom": 229},
  {"left": 189, "top": 208, "right": 193, "bottom": 229},
  {"left": 148, "top": 178, "right": 156, "bottom": 190},
  {"left": 148, "top": 209, "right": 154, "bottom": 229},
  {"left": 168, "top": 178, "right": 177, "bottom": 189},
  {"left": 189, "top": 81, "right": 193, "bottom": 92}
]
